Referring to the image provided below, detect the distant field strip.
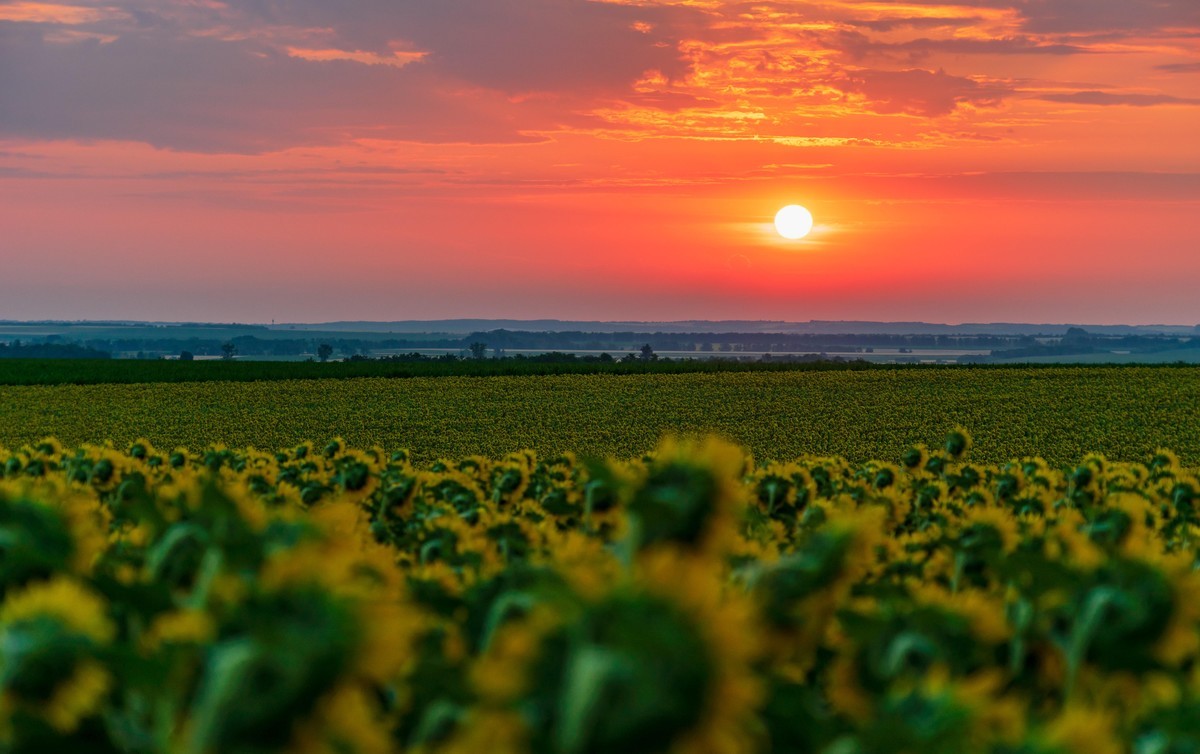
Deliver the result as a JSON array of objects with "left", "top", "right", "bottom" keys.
[{"left": 2, "top": 368, "right": 1198, "bottom": 465}]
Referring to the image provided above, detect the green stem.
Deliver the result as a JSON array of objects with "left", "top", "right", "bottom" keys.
[{"left": 1065, "top": 587, "right": 1117, "bottom": 701}]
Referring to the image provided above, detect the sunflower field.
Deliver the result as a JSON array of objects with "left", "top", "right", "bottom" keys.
[
  {"left": 2, "top": 430, "right": 1200, "bottom": 753},
  {"left": 3, "top": 367, "right": 1200, "bottom": 466}
]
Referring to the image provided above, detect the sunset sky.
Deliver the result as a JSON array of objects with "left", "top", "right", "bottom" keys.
[{"left": 1, "top": 0, "right": 1198, "bottom": 324}]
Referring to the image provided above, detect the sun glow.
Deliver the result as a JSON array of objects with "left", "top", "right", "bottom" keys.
[{"left": 774, "top": 205, "right": 813, "bottom": 240}]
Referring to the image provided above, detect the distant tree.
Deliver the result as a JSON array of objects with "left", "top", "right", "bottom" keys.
[
  {"left": 179, "top": 350, "right": 194, "bottom": 361},
  {"left": 639, "top": 344, "right": 658, "bottom": 362},
  {"left": 469, "top": 342, "right": 488, "bottom": 360},
  {"left": 598, "top": 352, "right": 614, "bottom": 363},
  {"left": 621, "top": 353, "right": 638, "bottom": 363},
  {"left": 317, "top": 343, "right": 334, "bottom": 362},
  {"left": 221, "top": 342, "right": 237, "bottom": 361}
]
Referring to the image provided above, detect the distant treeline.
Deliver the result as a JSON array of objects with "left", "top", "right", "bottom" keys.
[
  {"left": 350, "top": 350, "right": 849, "bottom": 365},
  {"left": 26, "top": 329, "right": 1036, "bottom": 358},
  {"left": 974, "top": 328, "right": 1200, "bottom": 361},
  {"left": 456, "top": 330, "right": 1030, "bottom": 352},
  {"left": 6, "top": 327, "right": 1198, "bottom": 361},
  {"left": 0, "top": 341, "right": 112, "bottom": 359},
  {"left": 0, "top": 356, "right": 875, "bottom": 387}
]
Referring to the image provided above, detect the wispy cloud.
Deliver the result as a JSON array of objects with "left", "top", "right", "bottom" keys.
[{"left": 1037, "top": 90, "right": 1200, "bottom": 106}]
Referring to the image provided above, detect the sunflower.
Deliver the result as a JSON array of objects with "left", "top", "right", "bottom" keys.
[
  {"left": 289, "top": 683, "right": 393, "bottom": 754},
  {"left": 1042, "top": 704, "right": 1122, "bottom": 754},
  {"left": 140, "top": 608, "right": 215, "bottom": 652},
  {"left": 908, "top": 583, "right": 1011, "bottom": 645},
  {"left": 957, "top": 504, "right": 1021, "bottom": 556},
  {"left": 1148, "top": 551, "right": 1200, "bottom": 666},
  {"left": 0, "top": 577, "right": 115, "bottom": 733},
  {"left": 635, "top": 547, "right": 763, "bottom": 754},
  {"left": 944, "top": 427, "right": 973, "bottom": 459},
  {"left": 624, "top": 437, "right": 748, "bottom": 557}
]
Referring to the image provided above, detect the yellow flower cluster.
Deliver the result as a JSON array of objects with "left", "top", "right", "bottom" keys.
[{"left": 1, "top": 431, "right": 1199, "bottom": 753}]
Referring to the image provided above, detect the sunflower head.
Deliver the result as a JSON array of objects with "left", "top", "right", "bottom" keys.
[
  {"left": 902, "top": 445, "right": 930, "bottom": 471},
  {"left": 522, "top": 588, "right": 756, "bottom": 754},
  {"left": 1150, "top": 449, "right": 1181, "bottom": 476},
  {"left": 944, "top": 427, "right": 974, "bottom": 460},
  {"left": 1040, "top": 704, "right": 1122, "bottom": 754},
  {"left": 836, "top": 672, "right": 1019, "bottom": 754},
  {"left": 955, "top": 505, "right": 1020, "bottom": 574},
  {"left": 625, "top": 437, "right": 747, "bottom": 556},
  {"left": 0, "top": 495, "right": 89, "bottom": 595},
  {"left": 182, "top": 586, "right": 362, "bottom": 753},
  {"left": 0, "top": 577, "right": 115, "bottom": 733}
]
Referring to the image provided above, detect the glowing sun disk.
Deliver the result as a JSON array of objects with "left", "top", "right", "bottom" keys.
[{"left": 774, "top": 205, "right": 814, "bottom": 240}]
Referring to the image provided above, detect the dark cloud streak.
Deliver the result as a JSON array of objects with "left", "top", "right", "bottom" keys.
[
  {"left": 1156, "top": 62, "right": 1200, "bottom": 73},
  {"left": 1037, "top": 90, "right": 1200, "bottom": 106},
  {"left": 832, "top": 29, "right": 1088, "bottom": 61},
  {"left": 843, "top": 68, "right": 1012, "bottom": 116}
]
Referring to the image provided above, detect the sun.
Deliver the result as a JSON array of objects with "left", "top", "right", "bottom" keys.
[{"left": 774, "top": 205, "right": 814, "bottom": 240}]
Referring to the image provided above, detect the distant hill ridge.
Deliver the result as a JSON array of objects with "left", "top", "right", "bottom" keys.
[
  {"left": 2, "top": 319, "right": 1197, "bottom": 336},
  {"left": 267, "top": 320, "right": 1200, "bottom": 336}
]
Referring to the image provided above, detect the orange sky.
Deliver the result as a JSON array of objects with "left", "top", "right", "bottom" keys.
[{"left": 1, "top": 0, "right": 1198, "bottom": 324}]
